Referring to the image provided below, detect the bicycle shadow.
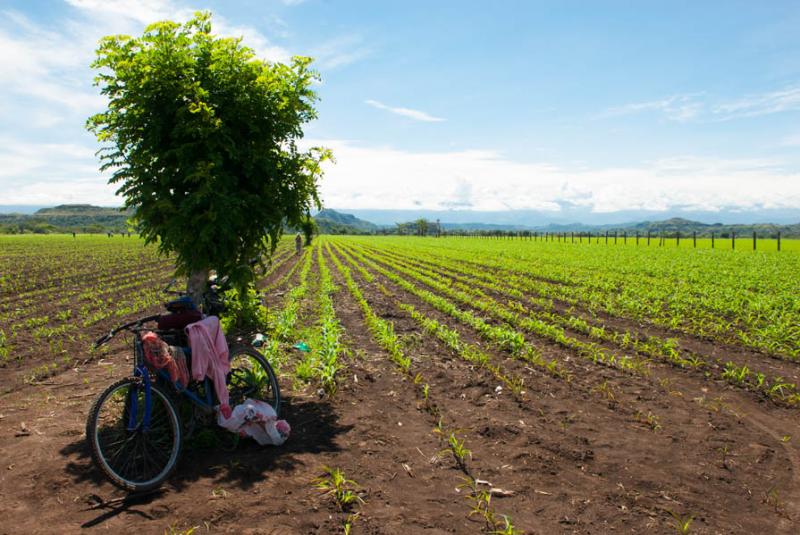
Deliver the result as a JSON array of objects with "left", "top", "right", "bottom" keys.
[{"left": 60, "top": 395, "right": 350, "bottom": 527}]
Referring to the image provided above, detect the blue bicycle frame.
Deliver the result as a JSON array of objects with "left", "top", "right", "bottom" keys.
[{"left": 127, "top": 335, "right": 216, "bottom": 433}]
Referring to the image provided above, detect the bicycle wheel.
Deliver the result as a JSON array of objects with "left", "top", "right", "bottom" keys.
[
  {"left": 86, "top": 377, "right": 182, "bottom": 492},
  {"left": 227, "top": 345, "right": 281, "bottom": 415}
]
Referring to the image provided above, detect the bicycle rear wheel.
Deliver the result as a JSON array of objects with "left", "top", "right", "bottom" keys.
[
  {"left": 86, "top": 377, "right": 182, "bottom": 491},
  {"left": 227, "top": 345, "right": 281, "bottom": 415}
]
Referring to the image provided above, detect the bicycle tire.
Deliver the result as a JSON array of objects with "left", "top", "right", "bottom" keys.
[
  {"left": 227, "top": 345, "right": 281, "bottom": 416},
  {"left": 86, "top": 377, "right": 182, "bottom": 492}
]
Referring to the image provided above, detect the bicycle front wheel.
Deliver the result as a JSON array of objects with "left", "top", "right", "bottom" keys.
[
  {"left": 86, "top": 377, "right": 182, "bottom": 492},
  {"left": 228, "top": 345, "right": 281, "bottom": 415}
]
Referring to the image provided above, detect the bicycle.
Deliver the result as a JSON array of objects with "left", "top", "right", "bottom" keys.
[{"left": 85, "top": 275, "right": 281, "bottom": 491}]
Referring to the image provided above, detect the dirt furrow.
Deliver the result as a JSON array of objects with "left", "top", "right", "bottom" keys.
[{"left": 332, "top": 239, "right": 799, "bottom": 533}]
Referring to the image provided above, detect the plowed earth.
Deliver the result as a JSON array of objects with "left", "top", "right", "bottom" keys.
[{"left": 0, "top": 237, "right": 798, "bottom": 534}]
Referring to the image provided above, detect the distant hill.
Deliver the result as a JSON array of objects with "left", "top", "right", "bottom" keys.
[
  {"left": 615, "top": 218, "right": 800, "bottom": 238},
  {"left": 0, "top": 204, "right": 131, "bottom": 234},
  {"left": 340, "top": 207, "right": 800, "bottom": 226},
  {"left": 314, "top": 208, "right": 378, "bottom": 234},
  {"left": 36, "top": 204, "right": 132, "bottom": 217},
  {"left": 441, "top": 222, "right": 531, "bottom": 231},
  {"left": 396, "top": 216, "right": 800, "bottom": 237},
  {"left": 0, "top": 204, "right": 383, "bottom": 235},
  {"left": 2, "top": 204, "right": 798, "bottom": 238}
]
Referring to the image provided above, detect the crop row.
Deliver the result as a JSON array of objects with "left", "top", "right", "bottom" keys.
[
  {"left": 341, "top": 241, "right": 800, "bottom": 406},
  {"left": 332, "top": 242, "right": 676, "bottom": 430},
  {"left": 295, "top": 243, "right": 345, "bottom": 394},
  {"left": 350, "top": 237, "right": 800, "bottom": 359},
  {"left": 336, "top": 242, "right": 630, "bottom": 377},
  {"left": 324, "top": 240, "right": 520, "bottom": 533}
]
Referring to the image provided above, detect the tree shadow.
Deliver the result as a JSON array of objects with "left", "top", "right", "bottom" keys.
[{"left": 61, "top": 394, "right": 349, "bottom": 526}]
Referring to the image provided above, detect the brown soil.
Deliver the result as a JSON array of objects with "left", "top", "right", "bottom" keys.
[
  {"left": 329, "top": 242, "right": 800, "bottom": 534},
  {"left": 0, "top": 240, "right": 797, "bottom": 534}
]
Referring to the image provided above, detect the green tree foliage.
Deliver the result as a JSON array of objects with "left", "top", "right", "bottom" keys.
[
  {"left": 87, "top": 12, "right": 330, "bottom": 294},
  {"left": 415, "top": 218, "right": 429, "bottom": 236},
  {"left": 300, "top": 215, "right": 318, "bottom": 245}
]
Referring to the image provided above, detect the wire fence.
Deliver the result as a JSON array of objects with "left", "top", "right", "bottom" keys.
[{"left": 431, "top": 230, "right": 798, "bottom": 252}]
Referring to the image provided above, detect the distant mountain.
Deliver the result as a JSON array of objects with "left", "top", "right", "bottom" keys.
[
  {"left": 314, "top": 208, "right": 378, "bottom": 234},
  {"left": 337, "top": 207, "right": 800, "bottom": 227},
  {"left": 36, "top": 204, "right": 131, "bottom": 216},
  {"left": 618, "top": 218, "right": 800, "bottom": 238},
  {"left": 3, "top": 204, "right": 799, "bottom": 237},
  {"left": 441, "top": 222, "right": 531, "bottom": 231},
  {"left": 0, "top": 204, "right": 131, "bottom": 233}
]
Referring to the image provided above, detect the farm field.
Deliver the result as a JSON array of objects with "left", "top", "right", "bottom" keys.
[{"left": 1, "top": 234, "right": 799, "bottom": 533}]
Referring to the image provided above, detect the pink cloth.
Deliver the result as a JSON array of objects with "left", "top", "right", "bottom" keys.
[{"left": 185, "top": 316, "right": 231, "bottom": 415}]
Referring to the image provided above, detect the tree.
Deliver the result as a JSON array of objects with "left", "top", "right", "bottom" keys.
[
  {"left": 88, "top": 12, "right": 329, "bottom": 302},
  {"left": 415, "top": 218, "right": 429, "bottom": 237},
  {"left": 300, "top": 215, "right": 317, "bottom": 245}
]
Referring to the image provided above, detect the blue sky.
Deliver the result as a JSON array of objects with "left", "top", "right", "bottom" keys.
[{"left": 1, "top": 0, "right": 800, "bottom": 218}]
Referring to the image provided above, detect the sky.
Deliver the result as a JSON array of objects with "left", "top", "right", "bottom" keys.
[{"left": 1, "top": 0, "right": 800, "bottom": 222}]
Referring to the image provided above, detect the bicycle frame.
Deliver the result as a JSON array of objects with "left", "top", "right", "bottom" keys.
[{"left": 127, "top": 329, "right": 217, "bottom": 433}]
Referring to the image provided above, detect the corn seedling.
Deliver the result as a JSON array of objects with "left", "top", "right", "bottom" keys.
[
  {"left": 440, "top": 432, "right": 472, "bottom": 473},
  {"left": 668, "top": 510, "right": 694, "bottom": 534},
  {"left": 314, "top": 466, "right": 364, "bottom": 511}
]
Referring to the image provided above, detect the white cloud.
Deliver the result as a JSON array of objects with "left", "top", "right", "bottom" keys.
[
  {"left": 216, "top": 19, "right": 292, "bottom": 63},
  {"left": 63, "top": 0, "right": 292, "bottom": 63},
  {"left": 5, "top": 133, "right": 800, "bottom": 213},
  {"left": 64, "top": 0, "right": 180, "bottom": 26},
  {"left": 365, "top": 100, "right": 445, "bottom": 122},
  {"left": 713, "top": 86, "right": 800, "bottom": 118},
  {"left": 780, "top": 133, "right": 800, "bottom": 147},
  {"left": 0, "top": 11, "right": 102, "bottom": 113},
  {"left": 603, "top": 86, "right": 800, "bottom": 122},
  {"left": 306, "top": 139, "right": 800, "bottom": 213},
  {"left": 601, "top": 93, "right": 703, "bottom": 122},
  {"left": 311, "top": 34, "right": 370, "bottom": 69},
  {"left": 0, "top": 138, "right": 117, "bottom": 204}
]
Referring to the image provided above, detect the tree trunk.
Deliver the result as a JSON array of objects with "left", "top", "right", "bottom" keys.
[{"left": 187, "top": 269, "right": 209, "bottom": 310}]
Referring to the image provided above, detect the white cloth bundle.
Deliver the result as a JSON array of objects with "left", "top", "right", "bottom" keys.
[{"left": 217, "top": 398, "right": 290, "bottom": 446}]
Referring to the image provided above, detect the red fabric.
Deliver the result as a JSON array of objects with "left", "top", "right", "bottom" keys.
[
  {"left": 157, "top": 310, "right": 202, "bottom": 330},
  {"left": 141, "top": 331, "right": 190, "bottom": 386}
]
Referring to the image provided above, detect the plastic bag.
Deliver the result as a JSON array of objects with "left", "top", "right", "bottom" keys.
[{"left": 217, "top": 398, "right": 290, "bottom": 446}]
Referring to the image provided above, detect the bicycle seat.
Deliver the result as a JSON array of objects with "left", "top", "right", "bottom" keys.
[
  {"left": 157, "top": 310, "right": 202, "bottom": 330},
  {"left": 164, "top": 295, "right": 197, "bottom": 313}
]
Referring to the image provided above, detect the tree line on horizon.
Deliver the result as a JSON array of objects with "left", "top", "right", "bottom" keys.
[{"left": 2, "top": 206, "right": 799, "bottom": 239}]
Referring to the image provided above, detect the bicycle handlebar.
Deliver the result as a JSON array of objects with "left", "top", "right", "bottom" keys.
[{"left": 93, "top": 314, "right": 161, "bottom": 348}]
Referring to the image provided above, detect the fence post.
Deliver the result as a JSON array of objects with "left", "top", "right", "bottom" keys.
[
  {"left": 753, "top": 231, "right": 756, "bottom": 251},
  {"left": 732, "top": 231, "right": 735, "bottom": 250},
  {"left": 636, "top": 231, "right": 639, "bottom": 245},
  {"left": 711, "top": 232, "right": 714, "bottom": 249},
  {"left": 647, "top": 231, "right": 651, "bottom": 246},
  {"left": 778, "top": 231, "right": 781, "bottom": 252},
  {"left": 693, "top": 231, "right": 696, "bottom": 248},
  {"left": 676, "top": 231, "right": 680, "bottom": 247},
  {"left": 605, "top": 231, "right": 608, "bottom": 244}
]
